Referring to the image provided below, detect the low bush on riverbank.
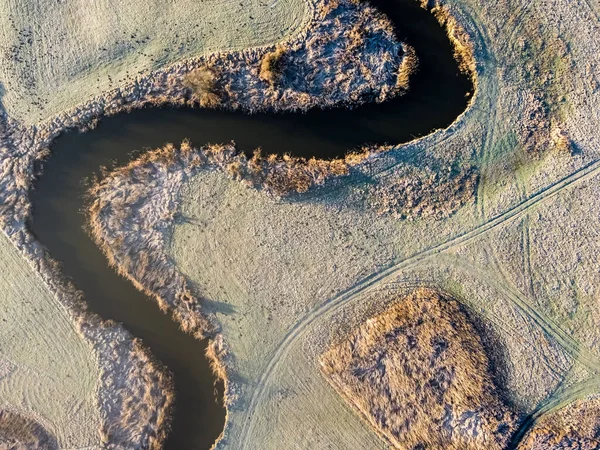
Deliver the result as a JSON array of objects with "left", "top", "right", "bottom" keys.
[
  {"left": 259, "top": 47, "right": 287, "bottom": 86},
  {"left": 184, "top": 67, "right": 222, "bottom": 107},
  {"left": 320, "top": 288, "right": 517, "bottom": 450}
]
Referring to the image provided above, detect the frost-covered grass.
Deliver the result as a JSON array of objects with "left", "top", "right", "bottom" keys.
[
  {"left": 0, "top": 232, "right": 100, "bottom": 449},
  {"left": 0, "top": 0, "right": 311, "bottom": 124}
]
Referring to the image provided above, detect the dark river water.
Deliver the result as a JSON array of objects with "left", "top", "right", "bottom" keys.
[{"left": 29, "top": 0, "right": 472, "bottom": 448}]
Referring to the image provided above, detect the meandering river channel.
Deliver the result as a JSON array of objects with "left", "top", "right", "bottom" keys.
[{"left": 29, "top": 0, "right": 472, "bottom": 448}]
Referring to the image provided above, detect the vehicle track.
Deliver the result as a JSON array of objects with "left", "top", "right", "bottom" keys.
[
  {"left": 475, "top": 0, "right": 530, "bottom": 221},
  {"left": 241, "top": 158, "right": 600, "bottom": 447},
  {"left": 438, "top": 254, "right": 600, "bottom": 372}
]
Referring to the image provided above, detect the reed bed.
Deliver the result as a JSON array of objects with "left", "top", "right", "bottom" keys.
[{"left": 320, "top": 288, "right": 517, "bottom": 449}]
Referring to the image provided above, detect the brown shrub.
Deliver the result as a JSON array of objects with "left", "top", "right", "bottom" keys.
[
  {"left": 183, "top": 67, "right": 222, "bottom": 107},
  {"left": 0, "top": 410, "right": 58, "bottom": 450},
  {"left": 259, "top": 46, "right": 287, "bottom": 87},
  {"left": 320, "top": 288, "right": 516, "bottom": 450}
]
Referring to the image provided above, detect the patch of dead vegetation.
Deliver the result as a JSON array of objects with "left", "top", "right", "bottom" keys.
[
  {"left": 518, "top": 396, "right": 600, "bottom": 450},
  {"left": 0, "top": 410, "right": 58, "bottom": 450},
  {"left": 320, "top": 288, "right": 517, "bottom": 449},
  {"left": 369, "top": 162, "right": 478, "bottom": 220},
  {"left": 99, "top": 338, "right": 174, "bottom": 450},
  {"left": 506, "top": 12, "right": 575, "bottom": 158},
  {"left": 183, "top": 66, "right": 222, "bottom": 108}
]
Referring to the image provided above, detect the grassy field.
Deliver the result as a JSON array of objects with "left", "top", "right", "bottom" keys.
[
  {"left": 0, "top": 0, "right": 310, "bottom": 125},
  {"left": 0, "top": 232, "right": 100, "bottom": 449}
]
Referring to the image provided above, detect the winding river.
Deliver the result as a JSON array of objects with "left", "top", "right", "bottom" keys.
[{"left": 29, "top": 0, "right": 472, "bottom": 448}]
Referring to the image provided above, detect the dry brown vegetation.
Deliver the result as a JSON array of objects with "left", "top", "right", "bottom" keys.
[
  {"left": 0, "top": 410, "right": 58, "bottom": 450},
  {"left": 259, "top": 47, "right": 287, "bottom": 87},
  {"left": 518, "top": 397, "right": 600, "bottom": 450},
  {"left": 488, "top": 1, "right": 575, "bottom": 160},
  {"left": 320, "top": 288, "right": 517, "bottom": 449},
  {"left": 370, "top": 163, "right": 478, "bottom": 220},
  {"left": 184, "top": 66, "right": 222, "bottom": 108},
  {"left": 396, "top": 44, "right": 419, "bottom": 91},
  {"left": 99, "top": 338, "right": 174, "bottom": 450},
  {"left": 431, "top": 4, "right": 477, "bottom": 82}
]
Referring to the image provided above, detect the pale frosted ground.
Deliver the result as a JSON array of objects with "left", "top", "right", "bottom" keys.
[
  {"left": 166, "top": 0, "right": 600, "bottom": 447},
  {"left": 0, "top": 232, "right": 100, "bottom": 449},
  {"left": 0, "top": 0, "right": 310, "bottom": 124}
]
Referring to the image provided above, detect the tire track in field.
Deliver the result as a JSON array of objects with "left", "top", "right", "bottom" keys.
[
  {"left": 475, "top": 0, "right": 530, "bottom": 220},
  {"left": 438, "top": 254, "right": 600, "bottom": 373},
  {"left": 241, "top": 158, "right": 600, "bottom": 447},
  {"left": 581, "top": 0, "right": 600, "bottom": 22}
]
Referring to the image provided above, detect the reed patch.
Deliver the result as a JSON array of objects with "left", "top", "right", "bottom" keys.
[{"left": 320, "top": 288, "right": 517, "bottom": 449}]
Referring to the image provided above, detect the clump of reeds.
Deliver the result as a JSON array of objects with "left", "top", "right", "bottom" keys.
[
  {"left": 0, "top": 410, "right": 58, "bottom": 450},
  {"left": 259, "top": 46, "right": 287, "bottom": 87},
  {"left": 183, "top": 66, "right": 222, "bottom": 107},
  {"left": 248, "top": 149, "right": 349, "bottom": 196},
  {"left": 320, "top": 288, "right": 517, "bottom": 450}
]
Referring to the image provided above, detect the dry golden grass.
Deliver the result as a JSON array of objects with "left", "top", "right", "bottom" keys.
[
  {"left": 184, "top": 67, "right": 223, "bottom": 108},
  {"left": 259, "top": 46, "right": 287, "bottom": 87},
  {"left": 320, "top": 288, "right": 516, "bottom": 450},
  {"left": 370, "top": 163, "right": 478, "bottom": 220},
  {"left": 0, "top": 410, "right": 58, "bottom": 450}
]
